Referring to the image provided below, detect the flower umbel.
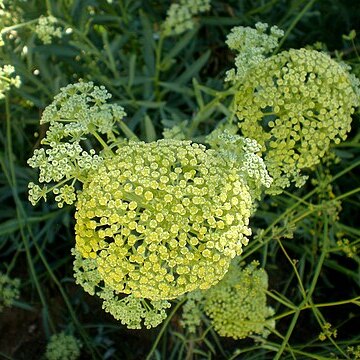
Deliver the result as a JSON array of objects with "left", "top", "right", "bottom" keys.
[
  {"left": 235, "top": 48, "right": 359, "bottom": 193},
  {"left": 203, "top": 260, "right": 274, "bottom": 339},
  {"left": 75, "top": 139, "right": 253, "bottom": 300},
  {"left": 27, "top": 82, "right": 127, "bottom": 207},
  {"left": 0, "top": 272, "right": 20, "bottom": 311},
  {"left": 35, "top": 16, "right": 62, "bottom": 44},
  {"left": 162, "top": 0, "right": 211, "bottom": 36},
  {"left": 72, "top": 248, "right": 171, "bottom": 329},
  {"left": 225, "top": 22, "right": 284, "bottom": 83},
  {"left": 0, "top": 64, "right": 21, "bottom": 99},
  {"left": 207, "top": 129, "right": 272, "bottom": 201},
  {"left": 45, "top": 332, "right": 81, "bottom": 360}
]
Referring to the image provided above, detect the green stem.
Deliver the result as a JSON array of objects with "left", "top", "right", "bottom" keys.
[
  {"left": 45, "top": 0, "right": 53, "bottom": 16},
  {"left": 266, "top": 290, "right": 297, "bottom": 310},
  {"left": 276, "top": 238, "right": 307, "bottom": 299},
  {"left": 91, "top": 131, "right": 112, "bottom": 153},
  {"left": 333, "top": 187, "right": 360, "bottom": 201},
  {"left": 306, "top": 216, "right": 328, "bottom": 299},
  {"left": 273, "top": 308, "right": 301, "bottom": 360},
  {"left": 275, "top": 0, "right": 318, "bottom": 52},
  {"left": 146, "top": 298, "right": 186, "bottom": 360},
  {"left": 0, "top": 19, "right": 38, "bottom": 36},
  {"left": 263, "top": 341, "right": 338, "bottom": 360}
]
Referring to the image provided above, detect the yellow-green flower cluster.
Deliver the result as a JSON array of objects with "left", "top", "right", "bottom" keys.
[
  {"left": 318, "top": 322, "right": 337, "bottom": 341},
  {"left": 203, "top": 261, "right": 274, "bottom": 339},
  {"left": 28, "top": 144, "right": 103, "bottom": 207},
  {"left": 235, "top": 48, "right": 359, "bottom": 194},
  {"left": 35, "top": 15, "right": 62, "bottom": 44},
  {"left": 45, "top": 332, "right": 81, "bottom": 360},
  {"left": 162, "top": 0, "right": 211, "bottom": 36},
  {"left": 163, "top": 122, "right": 187, "bottom": 140},
  {"left": 27, "top": 82, "right": 126, "bottom": 207},
  {"left": 180, "top": 290, "right": 203, "bottom": 333},
  {"left": 75, "top": 139, "right": 253, "bottom": 300},
  {"left": 40, "top": 82, "right": 126, "bottom": 140},
  {"left": 225, "top": 22, "right": 284, "bottom": 83},
  {"left": 206, "top": 129, "right": 272, "bottom": 201},
  {"left": 0, "top": 272, "right": 20, "bottom": 311},
  {"left": 72, "top": 248, "right": 171, "bottom": 329},
  {"left": 347, "top": 345, "right": 360, "bottom": 359},
  {"left": 100, "top": 289, "right": 171, "bottom": 329},
  {"left": 0, "top": 64, "right": 21, "bottom": 99}
]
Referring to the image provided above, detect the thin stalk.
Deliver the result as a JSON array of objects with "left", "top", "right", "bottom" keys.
[
  {"left": 276, "top": 238, "right": 307, "bottom": 299},
  {"left": 306, "top": 216, "right": 328, "bottom": 299},
  {"left": 146, "top": 299, "right": 186, "bottom": 360},
  {"left": 333, "top": 187, "right": 360, "bottom": 201},
  {"left": 275, "top": 0, "right": 318, "bottom": 52},
  {"left": 0, "top": 19, "right": 38, "bottom": 36},
  {"left": 273, "top": 308, "right": 301, "bottom": 360},
  {"left": 91, "top": 131, "right": 113, "bottom": 153}
]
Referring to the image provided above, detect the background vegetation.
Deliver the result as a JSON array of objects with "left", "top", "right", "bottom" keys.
[{"left": 0, "top": 0, "right": 359, "bottom": 359}]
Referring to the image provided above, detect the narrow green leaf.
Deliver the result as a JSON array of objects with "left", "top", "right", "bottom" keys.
[
  {"left": 162, "top": 28, "right": 198, "bottom": 65},
  {"left": 159, "top": 81, "right": 193, "bottom": 96},
  {"left": 13, "top": 300, "right": 36, "bottom": 311},
  {"left": 192, "top": 78, "right": 204, "bottom": 108},
  {"left": 33, "top": 45, "right": 79, "bottom": 57},
  {"left": 140, "top": 11, "right": 155, "bottom": 76},
  {"left": 69, "top": 40, "right": 97, "bottom": 55},
  {"left": 192, "top": 102, "right": 217, "bottom": 125},
  {"left": 118, "top": 121, "right": 139, "bottom": 141},
  {"left": 176, "top": 50, "right": 211, "bottom": 85},
  {"left": 102, "top": 31, "right": 117, "bottom": 76},
  {"left": 128, "top": 54, "right": 137, "bottom": 88},
  {"left": 144, "top": 115, "right": 157, "bottom": 142},
  {"left": 119, "top": 100, "right": 166, "bottom": 109}
]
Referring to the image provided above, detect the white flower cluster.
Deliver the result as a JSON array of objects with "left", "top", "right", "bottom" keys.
[
  {"left": 28, "top": 82, "right": 126, "bottom": 207},
  {"left": 225, "top": 22, "right": 284, "bottom": 83},
  {"left": 206, "top": 129, "right": 272, "bottom": 201},
  {"left": 162, "top": 0, "right": 211, "bottom": 36},
  {"left": 28, "top": 144, "right": 103, "bottom": 207},
  {"left": 35, "top": 16, "right": 62, "bottom": 44},
  {"left": 40, "top": 82, "right": 126, "bottom": 140},
  {"left": 0, "top": 64, "right": 21, "bottom": 99}
]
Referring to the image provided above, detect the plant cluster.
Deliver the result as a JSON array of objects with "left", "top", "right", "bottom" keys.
[
  {"left": 45, "top": 332, "right": 81, "bottom": 360},
  {"left": 1, "top": 0, "right": 359, "bottom": 359},
  {"left": 181, "top": 261, "right": 274, "bottom": 340},
  {"left": 234, "top": 47, "right": 359, "bottom": 193},
  {"left": 0, "top": 64, "right": 21, "bottom": 99},
  {"left": 26, "top": 18, "right": 359, "bottom": 336},
  {"left": 0, "top": 272, "right": 20, "bottom": 311}
]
